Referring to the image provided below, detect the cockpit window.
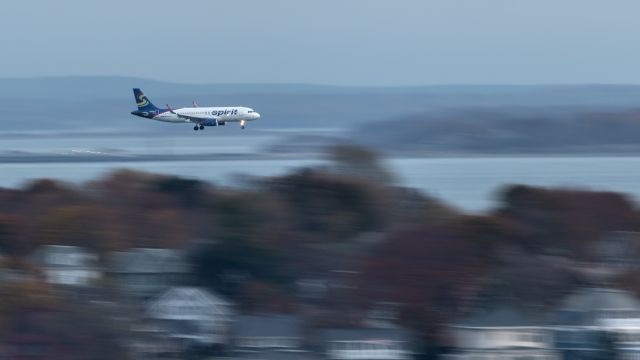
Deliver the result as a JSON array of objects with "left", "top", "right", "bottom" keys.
[{"left": 248, "top": 110, "right": 254, "bottom": 113}]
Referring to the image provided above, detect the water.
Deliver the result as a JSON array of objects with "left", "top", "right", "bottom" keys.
[
  {"left": 386, "top": 157, "right": 640, "bottom": 211},
  {"left": 1, "top": 156, "right": 640, "bottom": 212}
]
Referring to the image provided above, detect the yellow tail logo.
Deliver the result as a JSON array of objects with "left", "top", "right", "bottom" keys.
[{"left": 137, "top": 94, "right": 149, "bottom": 107}]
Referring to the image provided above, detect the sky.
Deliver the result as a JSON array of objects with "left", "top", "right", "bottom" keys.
[{"left": 1, "top": 0, "right": 640, "bottom": 86}]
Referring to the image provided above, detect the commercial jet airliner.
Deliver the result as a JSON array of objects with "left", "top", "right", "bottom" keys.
[{"left": 130, "top": 88, "right": 260, "bottom": 131}]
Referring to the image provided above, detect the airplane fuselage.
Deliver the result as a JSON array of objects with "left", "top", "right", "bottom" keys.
[{"left": 133, "top": 106, "right": 260, "bottom": 124}]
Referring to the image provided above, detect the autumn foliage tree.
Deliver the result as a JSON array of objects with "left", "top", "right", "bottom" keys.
[{"left": 497, "top": 185, "right": 640, "bottom": 257}]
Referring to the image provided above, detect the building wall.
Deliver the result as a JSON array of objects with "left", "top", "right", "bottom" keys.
[
  {"left": 443, "top": 349, "right": 560, "bottom": 360},
  {"left": 327, "top": 340, "right": 410, "bottom": 360},
  {"left": 455, "top": 328, "right": 553, "bottom": 350},
  {"left": 45, "top": 269, "right": 101, "bottom": 286}
]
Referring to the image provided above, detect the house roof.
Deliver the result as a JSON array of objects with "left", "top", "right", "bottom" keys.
[
  {"left": 322, "top": 328, "right": 410, "bottom": 343},
  {"left": 233, "top": 314, "right": 303, "bottom": 339},
  {"left": 109, "top": 248, "right": 188, "bottom": 274},
  {"left": 147, "top": 286, "right": 232, "bottom": 319},
  {"left": 560, "top": 287, "right": 640, "bottom": 312},
  {"left": 454, "top": 306, "right": 551, "bottom": 328}
]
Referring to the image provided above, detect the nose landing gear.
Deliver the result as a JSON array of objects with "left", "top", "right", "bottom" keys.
[{"left": 240, "top": 119, "right": 246, "bottom": 130}]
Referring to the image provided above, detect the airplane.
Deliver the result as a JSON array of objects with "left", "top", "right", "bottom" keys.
[{"left": 130, "top": 88, "right": 260, "bottom": 131}]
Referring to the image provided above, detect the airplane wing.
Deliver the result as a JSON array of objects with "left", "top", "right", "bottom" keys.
[{"left": 166, "top": 104, "right": 214, "bottom": 123}]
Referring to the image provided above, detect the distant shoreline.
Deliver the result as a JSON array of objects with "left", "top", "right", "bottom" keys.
[
  {"left": 2, "top": 151, "right": 640, "bottom": 165},
  {"left": 0, "top": 153, "right": 300, "bottom": 164}
]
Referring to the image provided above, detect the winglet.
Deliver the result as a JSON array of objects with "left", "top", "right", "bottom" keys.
[
  {"left": 192, "top": 100, "right": 199, "bottom": 108},
  {"left": 166, "top": 104, "right": 176, "bottom": 114}
]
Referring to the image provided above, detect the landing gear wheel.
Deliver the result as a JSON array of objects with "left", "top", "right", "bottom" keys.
[
  {"left": 199, "top": 125, "right": 204, "bottom": 130},
  {"left": 194, "top": 125, "right": 199, "bottom": 131},
  {"left": 241, "top": 126, "right": 246, "bottom": 130}
]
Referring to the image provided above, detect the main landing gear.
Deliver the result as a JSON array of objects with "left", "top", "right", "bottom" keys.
[{"left": 193, "top": 125, "right": 205, "bottom": 131}]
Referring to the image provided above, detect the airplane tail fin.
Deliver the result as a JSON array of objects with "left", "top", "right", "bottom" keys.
[{"left": 133, "top": 88, "right": 159, "bottom": 112}]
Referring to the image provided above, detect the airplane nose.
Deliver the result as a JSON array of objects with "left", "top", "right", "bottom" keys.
[{"left": 254, "top": 112, "right": 261, "bottom": 119}]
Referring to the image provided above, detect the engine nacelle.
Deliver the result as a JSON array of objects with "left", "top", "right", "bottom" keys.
[{"left": 203, "top": 119, "right": 227, "bottom": 126}]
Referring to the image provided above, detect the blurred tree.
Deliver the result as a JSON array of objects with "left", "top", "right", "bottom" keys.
[
  {"left": 474, "top": 256, "right": 579, "bottom": 309},
  {"left": 497, "top": 185, "right": 640, "bottom": 258},
  {"left": 190, "top": 192, "right": 290, "bottom": 299},
  {"left": 0, "top": 214, "right": 19, "bottom": 254},
  {"left": 0, "top": 279, "right": 59, "bottom": 333},
  {"left": 35, "top": 205, "right": 99, "bottom": 250},
  {"left": 190, "top": 237, "right": 287, "bottom": 297},
  {"left": 150, "top": 176, "right": 209, "bottom": 208},
  {"left": 237, "top": 280, "right": 292, "bottom": 313},
  {"left": 452, "top": 215, "right": 524, "bottom": 260},
  {"left": 24, "top": 178, "right": 67, "bottom": 195},
  {"left": 358, "top": 224, "right": 492, "bottom": 342},
  {"left": 0, "top": 286, "right": 129, "bottom": 360},
  {"left": 215, "top": 192, "right": 264, "bottom": 239},
  {"left": 269, "top": 169, "right": 385, "bottom": 239},
  {"left": 328, "top": 143, "right": 394, "bottom": 185}
]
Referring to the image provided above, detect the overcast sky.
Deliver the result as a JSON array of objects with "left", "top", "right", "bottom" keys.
[{"left": 1, "top": 0, "right": 639, "bottom": 85}]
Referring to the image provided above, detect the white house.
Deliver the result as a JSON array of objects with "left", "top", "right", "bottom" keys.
[
  {"left": 147, "top": 286, "right": 233, "bottom": 346},
  {"left": 446, "top": 307, "right": 560, "bottom": 360},
  {"left": 323, "top": 328, "right": 412, "bottom": 360},
  {"left": 29, "top": 245, "right": 101, "bottom": 286},
  {"left": 556, "top": 287, "right": 640, "bottom": 359}
]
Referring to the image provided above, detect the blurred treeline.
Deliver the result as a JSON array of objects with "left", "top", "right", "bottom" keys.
[{"left": 2, "top": 145, "right": 640, "bottom": 356}]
